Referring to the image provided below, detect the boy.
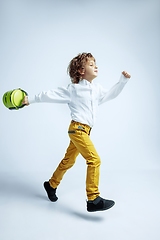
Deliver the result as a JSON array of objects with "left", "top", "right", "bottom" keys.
[{"left": 22, "top": 52, "right": 131, "bottom": 212}]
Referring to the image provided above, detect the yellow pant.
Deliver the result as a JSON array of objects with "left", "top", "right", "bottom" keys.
[{"left": 49, "top": 121, "right": 101, "bottom": 201}]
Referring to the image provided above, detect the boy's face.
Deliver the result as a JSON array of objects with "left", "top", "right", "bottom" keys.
[{"left": 81, "top": 58, "right": 98, "bottom": 82}]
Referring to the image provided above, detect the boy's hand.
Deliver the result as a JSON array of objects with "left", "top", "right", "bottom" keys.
[
  {"left": 22, "top": 96, "right": 29, "bottom": 106},
  {"left": 122, "top": 71, "right": 131, "bottom": 78}
]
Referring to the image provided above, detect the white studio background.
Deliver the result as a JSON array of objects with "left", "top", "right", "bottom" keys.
[{"left": 0, "top": 0, "right": 160, "bottom": 240}]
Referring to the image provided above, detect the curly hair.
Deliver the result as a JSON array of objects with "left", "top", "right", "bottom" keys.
[{"left": 67, "top": 52, "right": 95, "bottom": 84}]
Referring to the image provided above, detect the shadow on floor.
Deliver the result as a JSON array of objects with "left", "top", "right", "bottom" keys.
[
  {"left": 40, "top": 197, "right": 104, "bottom": 222},
  {"left": 71, "top": 211, "right": 104, "bottom": 222},
  {"left": 0, "top": 174, "right": 104, "bottom": 222}
]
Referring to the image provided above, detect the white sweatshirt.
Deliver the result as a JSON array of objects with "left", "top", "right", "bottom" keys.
[{"left": 28, "top": 74, "right": 129, "bottom": 128}]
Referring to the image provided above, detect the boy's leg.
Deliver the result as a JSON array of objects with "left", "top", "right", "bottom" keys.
[
  {"left": 49, "top": 140, "right": 79, "bottom": 189},
  {"left": 68, "top": 123, "right": 101, "bottom": 201}
]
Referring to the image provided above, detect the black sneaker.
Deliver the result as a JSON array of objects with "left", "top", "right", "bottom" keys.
[
  {"left": 43, "top": 181, "right": 58, "bottom": 202},
  {"left": 87, "top": 196, "right": 115, "bottom": 212}
]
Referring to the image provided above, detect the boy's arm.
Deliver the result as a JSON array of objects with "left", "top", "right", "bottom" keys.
[
  {"left": 22, "top": 86, "right": 71, "bottom": 106},
  {"left": 98, "top": 71, "right": 131, "bottom": 105}
]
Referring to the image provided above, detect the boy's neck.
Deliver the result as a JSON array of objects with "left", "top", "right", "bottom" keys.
[{"left": 82, "top": 78, "right": 93, "bottom": 83}]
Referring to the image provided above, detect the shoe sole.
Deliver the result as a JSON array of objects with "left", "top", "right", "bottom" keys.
[{"left": 87, "top": 201, "right": 115, "bottom": 212}]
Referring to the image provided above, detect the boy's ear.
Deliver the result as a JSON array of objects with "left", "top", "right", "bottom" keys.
[{"left": 78, "top": 68, "right": 85, "bottom": 75}]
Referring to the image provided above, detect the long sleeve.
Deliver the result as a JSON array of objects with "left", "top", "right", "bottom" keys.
[
  {"left": 28, "top": 86, "right": 71, "bottom": 104},
  {"left": 98, "top": 74, "right": 129, "bottom": 105}
]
